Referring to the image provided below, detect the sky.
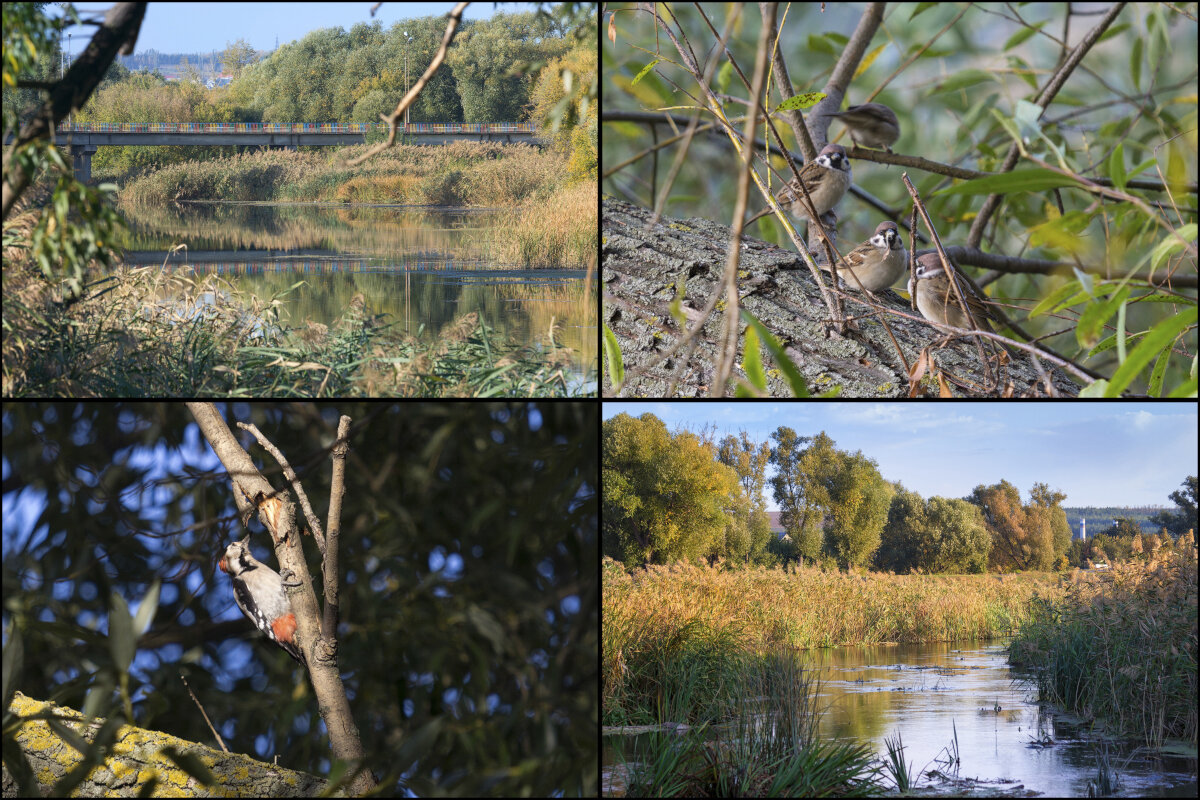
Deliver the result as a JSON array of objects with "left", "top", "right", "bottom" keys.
[
  {"left": 602, "top": 402, "right": 1199, "bottom": 509},
  {"left": 50, "top": 3, "right": 545, "bottom": 56}
]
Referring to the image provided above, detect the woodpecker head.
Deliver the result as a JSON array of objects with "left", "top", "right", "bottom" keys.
[{"left": 218, "top": 536, "right": 253, "bottom": 575}]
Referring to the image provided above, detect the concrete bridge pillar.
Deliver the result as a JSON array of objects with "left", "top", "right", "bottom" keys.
[{"left": 70, "top": 144, "right": 98, "bottom": 183}]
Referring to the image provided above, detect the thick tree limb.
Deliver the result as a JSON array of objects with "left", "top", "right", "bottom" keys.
[{"left": 603, "top": 198, "right": 1081, "bottom": 398}]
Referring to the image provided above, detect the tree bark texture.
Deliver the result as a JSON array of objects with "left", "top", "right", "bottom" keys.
[{"left": 602, "top": 198, "right": 1079, "bottom": 398}]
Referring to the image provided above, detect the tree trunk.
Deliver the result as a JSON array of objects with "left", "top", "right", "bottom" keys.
[{"left": 603, "top": 198, "right": 1079, "bottom": 398}]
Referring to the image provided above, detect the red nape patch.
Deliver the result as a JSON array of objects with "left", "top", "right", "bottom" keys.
[{"left": 272, "top": 613, "right": 297, "bottom": 644}]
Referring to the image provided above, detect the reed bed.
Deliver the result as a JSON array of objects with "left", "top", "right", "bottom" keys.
[
  {"left": 603, "top": 558, "right": 1062, "bottom": 728},
  {"left": 1007, "top": 549, "right": 1198, "bottom": 749},
  {"left": 1, "top": 264, "right": 586, "bottom": 397},
  {"left": 611, "top": 643, "right": 884, "bottom": 797}
]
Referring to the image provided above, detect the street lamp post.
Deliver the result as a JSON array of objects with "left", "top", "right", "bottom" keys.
[
  {"left": 403, "top": 31, "right": 411, "bottom": 129},
  {"left": 67, "top": 33, "right": 72, "bottom": 126}
]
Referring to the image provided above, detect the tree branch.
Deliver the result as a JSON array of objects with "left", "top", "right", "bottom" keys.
[
  {"left": 3, "top": 2, "right": 146, "bottom": 219},
  {"left": 344, "top": 1, "right": 468, "bottom": 166}
]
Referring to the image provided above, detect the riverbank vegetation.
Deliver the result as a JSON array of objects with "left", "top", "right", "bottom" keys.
[
  {"left": 609, "top": 642, "right": 886, "bottom": 796},
  {"left": 116, "top": 141, "right": 594, "bottom": 268},
  {"left": 1, "top": 257, "right": 584, "bottom": 397},
  {"left": 1008, "top": 546, "right": 1198, "bottom": 750},
  {"left": 603, "top": 557, "right": 1064, "bottom": 725}
]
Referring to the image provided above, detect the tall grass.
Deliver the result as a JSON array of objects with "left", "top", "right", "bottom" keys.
[
  {"left": 1, "top": 264, "right": 585, "bottom": 397},
  {"left": 1008, "top": 549, "right": 1198, "bottom": 749},
  {"left": 604, "top": 558, "right": 1061, "bottom": 721},
  {"left": 611, "top": 643, "right": 884, "bottom": 797}
]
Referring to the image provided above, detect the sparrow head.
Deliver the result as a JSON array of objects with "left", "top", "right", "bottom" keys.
[
  {"left": 913, "top": 252, "right": 948, "bottom": 281},
  {"left": 870, "top": 221, "right": 902, "bottom": 252},
  {"left": 814, "top": 143, "right": 849, "bottom": 173}
]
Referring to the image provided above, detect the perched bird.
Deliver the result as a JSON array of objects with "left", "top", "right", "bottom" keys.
[
  {"left": 747, "top": 143, "right": 852, "bottom": 226},
  {"left": 908, "top": 253, "right": 996, "bottom": 332},
  {"left": 824, "top": 221, "right": 907, "bottom": 291},
  {"left": 829, "top": 102, "right": 901, "bottom": 152}
]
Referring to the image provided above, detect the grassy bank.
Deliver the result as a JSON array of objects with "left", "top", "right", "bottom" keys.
[
  {"left": 1, "top": 262, "right": 586, "bottom": 397},
  {"left": 602, "top": 558, "right": 1063, "bottom": 727},
  {"left": 1007, "top": 549, "right": 1198, "bottom": 749},
  {"left": 117, "top": 141, "right": 595, "bottom": 268},
  {"left": 609, "top": 643, "right": 886, "bottom": 797}
]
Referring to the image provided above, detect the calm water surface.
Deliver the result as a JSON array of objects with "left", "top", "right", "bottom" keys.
[
  {"left": 604, "top": 639, "right": 1197, "bottom": 797},
  {"left": 113, "top": 201, "right": 596, "bottom": 386}
]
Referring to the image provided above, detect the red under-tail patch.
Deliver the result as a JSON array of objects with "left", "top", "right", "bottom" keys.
[{"left": 272, "top": 613, "right": 297, "bottom": 644}]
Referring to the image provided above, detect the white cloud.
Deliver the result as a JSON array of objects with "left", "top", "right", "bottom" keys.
[{"left": 1128, "top": 410, "right": 1155, "bottom": 431}]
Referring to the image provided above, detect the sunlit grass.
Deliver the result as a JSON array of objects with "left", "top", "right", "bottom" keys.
[{"left": 1008, "top": 549, "right": 1198, "bottom": 749}]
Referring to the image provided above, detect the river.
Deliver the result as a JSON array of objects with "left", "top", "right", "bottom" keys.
[
  {"left": 603, "top": 639, "right": 1197, "bottom": 797},
  {"left": 112, "top": 201, "right": 596, "bottom": 390}
]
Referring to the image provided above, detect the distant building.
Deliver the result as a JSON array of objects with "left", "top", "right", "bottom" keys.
[{"left": 1077, "top": 517, "right": 1087, "bottom": 541}]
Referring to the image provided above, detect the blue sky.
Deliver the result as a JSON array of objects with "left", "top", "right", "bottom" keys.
[
  {"left": 52, "top": 3, "right": 544, "bottom": 56},
  {"left": 602, "top": 402, "right": 1199, "bottom": 509}
]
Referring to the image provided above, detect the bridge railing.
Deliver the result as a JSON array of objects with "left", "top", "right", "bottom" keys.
[{"left": 54, "top": 122, "right": 538, "bottom": 134}]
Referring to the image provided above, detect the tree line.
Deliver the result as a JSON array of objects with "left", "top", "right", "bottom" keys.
[
  {"left": 62, "top": 10, "right": 594, "bottom": 179},
  {"left": 602, "top": 412, "right": 1197, "bottom": 574}
]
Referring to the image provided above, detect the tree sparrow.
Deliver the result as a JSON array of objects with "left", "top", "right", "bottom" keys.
[
  {"left": 908, "top": 253, "right": 995, "bottom": 332},
  {"left": 748, "top": 143, "right": 851, "bottom": 226},
  {"left": 829, "top": 102, "right": 900, "bottom": 152},
  {"left": 825, "top": 221, "right": 907, "bottom": 291}
]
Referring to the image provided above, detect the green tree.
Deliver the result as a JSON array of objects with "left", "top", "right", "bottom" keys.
[
  {"left": 925, "top": 497, "right": 991, "bottom": 573},
  {"left": 3, "top": 1, "right": 127, "bottom": 300},
  {"left": 875, "top": 483, "right": 925, "bottom": 573},
  {"left": 602, "top": 413, "right": 739, "bottom": 567},
  {"left": 877, "top": 487, "right": 989, "bottom": 574},
  {"left": 769, "top": 428, "right": 832, "bottom": 567},
  {"left": 822, "top": 450, "right": 892, "bottom": 570},
  {"left": 1102, "top": 517, "right": 1144, "bottom": 540},
  {"left": 220, "top": 37, "right": 258, "bottom": 78},
  {"left": 1030, "top": 482, "right": 1072, "bottom": 563},
  {"left": 449, "top": 11, "right": 563, "bottom": 121},
  {"left": 716, "top": 432, "right": 773, "bottom": 565},
  {"left": 1150, "top": 476, "right": 1198, "bottom": 538},
  {"left": 386, "top": 15, "right": 465, "bottom": 122}
]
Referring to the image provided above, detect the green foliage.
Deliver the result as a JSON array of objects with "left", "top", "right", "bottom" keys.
[
  {"left": 1149, "top": 476, "right": 1199, "bottom": 537},
  {"left": 3, "top": 404, "right": 596, "bottom": 795},
  {"left": 715, "top": 433, "right": 774, "bottom": 565},
  {"left": 822, "top": 451, "right": 893, "bottom": 570},
  {"left": 20, "top": 141, "right": 123, "bottom": 302},
  {"left": 877, "top": 486, "right": 991, "bottom": 574},
  {"left": 603, "top": 4, "right": 1198, "bottom": 395},
  {"left": 3, "top": 1, "right": 72, "bottom": 133},
  {"left": 219, "top": 37, "right": 258, "bottom": 77},
  {"left": 602, "top": 413, "right": 742, "bottom": 567},
  {"left": 768, "top": 429, "right": 828, "bottom": 566},
  {"left": 449, "top": 11, "right": 565, "bottom": 122}
]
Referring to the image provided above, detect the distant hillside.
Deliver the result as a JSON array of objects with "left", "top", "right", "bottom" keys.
[{"left": 1063, "top": 506, "right": 1170, "bottom": 536}]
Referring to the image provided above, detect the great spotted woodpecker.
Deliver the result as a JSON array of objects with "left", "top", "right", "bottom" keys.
[{"left": 218, "top": 536, "right": 304, "bottom": 664}]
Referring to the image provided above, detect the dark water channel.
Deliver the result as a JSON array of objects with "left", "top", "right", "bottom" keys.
[
  {"left": 112, "top": 201, "right": 596, "bottom": 388},
  {"left": 604, "top": 639, "right": 1197, "bottom": 797}
]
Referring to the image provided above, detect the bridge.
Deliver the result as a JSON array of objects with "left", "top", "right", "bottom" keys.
[{"left": 6, "top": 122, "right": 542, "bottom": 182}]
